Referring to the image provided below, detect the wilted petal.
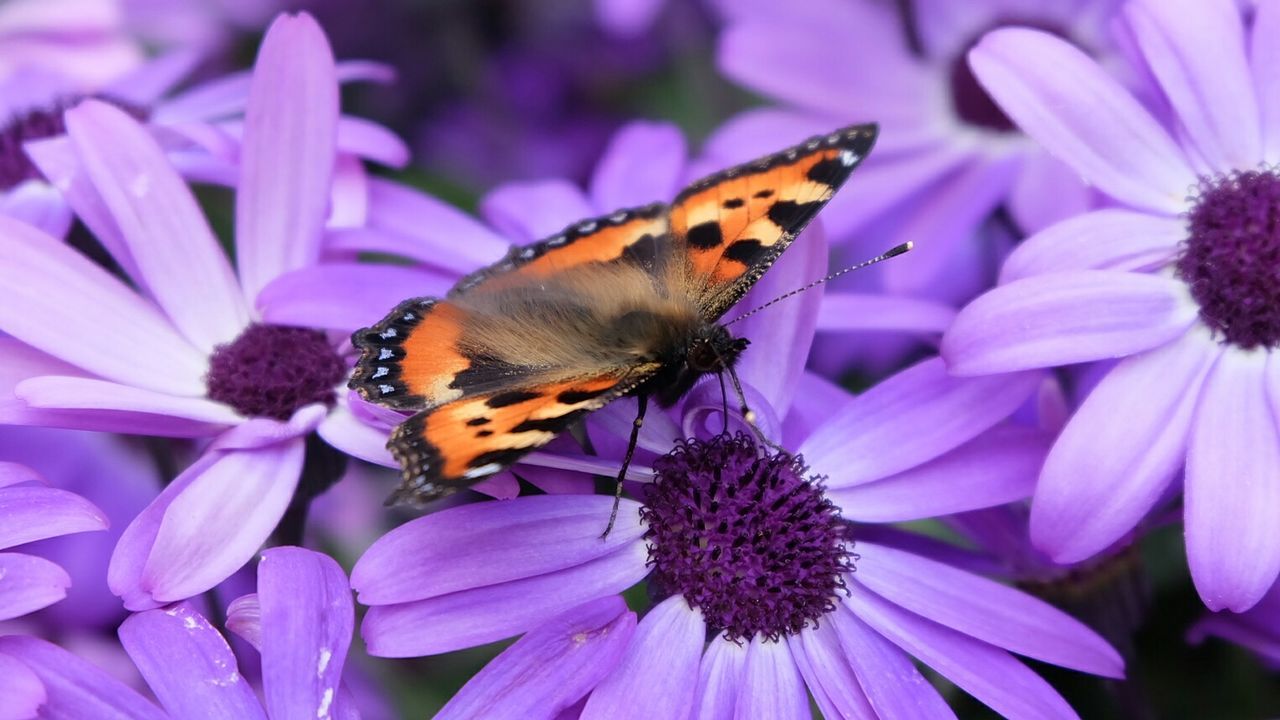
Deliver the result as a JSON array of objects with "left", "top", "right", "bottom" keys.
[
  {"left": 0, "top": 636, "right": 166, "bottom": 720},
  {"left": 736, "top": 638, "right": 808, "bottom": 720},
  {"left": 844, "top": 586, "right": 1078, "bottom": 719},
  {"left": 118, "top": 603, "right": 266, "bottom": 720},
  {"left": 0, "top": 552, "right": 71, "bottom": 620},
  {"left": 352, "top": 495, "right": 644, "bottom": 604},
  {"left": 1032, "top": 328, "right": 1220, "bottom": 563},
  {"left": 801, "top": 357, "right": 1042, "bottom": 486},
  {"left": 480, "top": 179, "right": 595, "bottom": 243},
  {"left": 942, "top": 271, "right": 1198, "bottom": 375},
  {"left": 854, "top": 543, "right": 1123, "bottom": 677},
  {"left": 830, "top": 426, "right": 1048, "bottom": 521},
  {"left": 0, "top": 215, "right": 207, "bottom": 395},
  {"left": 581, "top": 596, "right": 704, "bottom": 719},
  {"left": 236, "top": 12, "right": 339, "bottom": 301},
  {"left": 361, "top": 541, "right": 649, "bottom": 657},
  {"left": 829, "top": 609, "right": 955, "bottom": 719},
  {"left": 999, "top": 210, "right": 1185, "bottom": 283},
  {"left": 970, "top": 28, "right": 1194, "bottom": 213},
  {"left": 1125, "top": 0, "right": 1259, "bottom": 171},
  {"left": 258, "top": 547, "right": 353, "bottom": 720},
  {"left": 64, "top": 100, "right": 249, "bottom": 352},
  {"left": 226, "top": 593, "right": 262, "bottom": 650},
  {"left": 1186, "top": 350, "right": 1280, "bottom": 612},
  {"left": 436, "top": 597, "right": 635, "bottom": 720}
]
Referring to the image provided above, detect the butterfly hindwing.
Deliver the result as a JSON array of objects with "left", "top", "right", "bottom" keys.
[{"left": 669, "top": 123, "right": 878, "bottom": 319}]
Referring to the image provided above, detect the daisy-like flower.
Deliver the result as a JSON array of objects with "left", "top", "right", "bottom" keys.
[
  {"left": 0, "top": 12, "right": 392, "bottom": 610},
  {"left": 707, "top": 0, "right": 1125, "bottom": 302},
  {"left": 0, "top": 546, "right": 361, "bottom": 719},
  {"left": 941, "top": 0, "right": 1280, "bottom": 612},
  {"left": 0, "top": 460, "right": 107, "bottom": 626}
]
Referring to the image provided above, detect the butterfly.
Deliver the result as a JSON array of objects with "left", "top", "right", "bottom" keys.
[{"left": 350, "top": 123, "right": 879, "bottom": 508}]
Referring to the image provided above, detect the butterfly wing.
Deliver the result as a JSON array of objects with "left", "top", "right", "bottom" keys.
[
  {"left": 350, "top": 206, "right": 676, "bottom": 503},
  {"left": 668, "top": 123, "right": 878, "bottom": 320}
]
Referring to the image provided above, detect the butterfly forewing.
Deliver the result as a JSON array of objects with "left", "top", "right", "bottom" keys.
[{"left": 668, "top": 123, "right": 878, "bottom": 319}]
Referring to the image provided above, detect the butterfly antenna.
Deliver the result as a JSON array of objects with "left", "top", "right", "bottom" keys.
[{"left": 725, "top": 241, "right": 913, "bottom": 326}]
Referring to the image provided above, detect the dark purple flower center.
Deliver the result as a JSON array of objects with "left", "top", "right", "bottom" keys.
[
  {"left": 0, "top": 96, "right": 148, "bottom": 191},
  {"left": 206, "top": 324, "right": 346, "bottom": 420},
  {"left": 1175, "top": 170, "right": 1280, "bottom": 349},
  {"left": 640, "top": 433, "right": 854, "bottom": 642}
]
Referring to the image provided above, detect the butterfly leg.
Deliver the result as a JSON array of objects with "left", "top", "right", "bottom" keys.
[
  {"left": 602, "top": 393, "right": 648, "bottom": 539},
  {"left": 724, "top": 366, "right": 786, "bottom": 454}
]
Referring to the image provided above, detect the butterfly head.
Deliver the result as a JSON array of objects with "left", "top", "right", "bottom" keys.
[{"left": 687, "top": 323, "right": 748, "bottom": 374}]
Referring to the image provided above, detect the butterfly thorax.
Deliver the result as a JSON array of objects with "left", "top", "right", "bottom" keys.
[{"left": 642, "top": 321, "right": 749, "bottom": 407}]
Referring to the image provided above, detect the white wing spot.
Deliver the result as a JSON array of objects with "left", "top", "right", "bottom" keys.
[
  {"left": 372, "top": 367, "right": 389, "bottom": 379},
  {"left": 379, "top": 328, "right": 397, "bottom": 339},
  {"left": 379, "top": 384, "right": 395, "bottom": 394},
  {"left": 839, "top": 150, "right": 858, "bottom": 167},
  {"left": 577, "top": 221, "right": 597, "bottom": 233},
  {"left": 463, "top": 463, "right": 503, "bottom": 479},
  {"left": 378, "top": 348, "right": 393, "bottom": 360}
]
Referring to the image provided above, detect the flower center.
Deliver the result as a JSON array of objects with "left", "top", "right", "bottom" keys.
[
  {"left": 206, "top": 324, "right": 346, "bottom": 420},
  {"left": 0, "top": 97, "right": 148, "bottom": 191},
  {"left": 1175, "top": 170, "right": 1280, "bottom": 349},
  {"left": 640, "top": 433, "right": 854, "bottom": 642}
]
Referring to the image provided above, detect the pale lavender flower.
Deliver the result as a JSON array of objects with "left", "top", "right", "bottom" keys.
[
  {"left": 942, "top": 0, "right": 1280, "bottom": 612},
  {"left": 0, "top": 0, "right": 142, "bottom": 87},
  {"left": 0, "top": 459, "right": 106, "bottom": 624},
  {"left": 0, "top": 12, "right": 393, "bottom": 610},
  {"left": 0, "top": 546, "right": 361, "bottom": 719},
  {"left": 707, "top": 0, "right": 1124, "bottom": 303}
]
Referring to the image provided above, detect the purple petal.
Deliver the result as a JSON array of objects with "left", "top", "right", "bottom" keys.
[
  {"left": 336, "top": 116, "right": 410, "bottom": 168},
  {"left": 717, "top": 1, "right": 927, "bottom": 119},
  {"left": 1254, "top": 1, "right": 1280, "bottom": 161},
  {"left": 118, "top": 603, "right": 267, "bottom": 720},
  {"left": 970, "top": 28, "right": 1194, "bottom": 213},
  {"left": 1185, "top": 350, "right": 1280, "bottom": 611},
  {"left": 360, "top": 540, "right": 649, "bottom": 657},
  {"left": 0, "top": 651, "right": 44, "bottom": 720},
  {"left": 0, "top": 636, "right": 166, "bottom": 720},
  {"left": 0, "top": 179, "right": 71, "bottom": 238},
  {"left": 64, "top": 100, "right": 249, "bottom": 352},
  {"left": 1124, "top": 0, "right": 1258, "bottom": 171},
  {"left": 353, "top": 495, "right": 644, "bottom": 604},
  {"left": 0, "top": 215, "right": 207, "bottom": 395},
  {"left": 16, "top": 375, "right": 242, "bottom": 425},
  {"left": 829, "top": 426, "right": 1048, "bottom": 521},
  {"left": 351, "top": 177, "right": 509, "bottom": 274},
  {"left": 828, "top": 609, "right": 955, "bottom": 719},
  {"left": 110, "top": 441, "right": 305, "bottom": 609},
  {"left": 480, "top": 179, "right": 595, "bottom": 244},
  {"left": 736, "top": 638, "right": 808, "bottom": 720},
  {"left": 580, "top": 596, "right": 704, "bottom": 719},
  {"left": 942, "top": 271, "right": 1198, "bottom": 375},
  {"left": 258, "top": 547, "right": 354, "bottom": 720},
  {"left": 316, "top": 401, "right": 394, "bottom": 467},
  {"left": 0, "top": 462, "right": 40, "bottom": 489},
  {"left": 103, "top": 49, "right": 201, "bottom": 106},
  {"left": 788, "top": 623, "right": 878, "bottom": 720},
  {"left": 999, "top": 210, "right": 1185, "bottom": 283},
  {"left": 844, "top": 586, "right": 1078, "bottom": 719},
  {"left": 733, "top": 224, "right": 826, "bottom": 415},
  {"left": 208, "top": 404, "right": 326, "bottom": 452},
  {"left": 800, "top": 357, "right": 1042, "bottom": 486},
  {"left": 257, "top": 262, "right": 453, "bottom": 333},
  {"left": 226, "top": 592, "right": 262, "bottom": 650},
  {"left": 0, "top": 552, "right": 71, "bottom": 620},
  {"left": 1007, "top": 151, "right": 1092, "bottom": 234},
  {"left": 236, "top": 12, "right": 339, "bottom": 301},
  {"left": 855, "top": 543, "right": 1123, "bottom": 676},
  {"left": 693, "top": 638, "right": 747, "bottom": 720},
  {"left": 0, "top": 485, "right": 106, "bottom": 548},
  {"left": 436, "top": 597, "right": 635, "bottom": 720},
  {"left": 589, "top": 121, "right": 686, "bottom": 210},
  {"left": 595, "top": 0, "right": 665, "bottom": 37},
  {"left": 817, "top": 292, "right": 956, "bottom": 334},
  {"left": 1032, "top": 328, "right": 1221, "bottom": 563}
]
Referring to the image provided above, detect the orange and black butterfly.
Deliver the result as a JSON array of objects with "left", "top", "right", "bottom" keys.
[{"left": 350, "top": 124, "right": 879, "bottom": 506}]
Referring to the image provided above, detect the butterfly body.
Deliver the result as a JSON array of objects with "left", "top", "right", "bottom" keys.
[{"left": 351, "top": 124, "right": 878, "bottom": 504}]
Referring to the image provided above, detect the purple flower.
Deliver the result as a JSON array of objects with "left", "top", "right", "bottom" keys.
[
  {"left": 0, "top": 546, "right": 361, "bottom": 719},
  {"left": 706, "top": 0, "right": 1124, "bottom": 303},
  {"left": 0, "top": 12, "right": 394, "bottom": 610},
  {"left": 1189, "top": 580, "right": 1280, "bottom": 668},
  {"left": 0, "top": 460, "right": 106, "bottom": 624},
  {"left": 941, "top": 0, "right": 1280, "bottom": 612},
  {"left": 0, "top": 0, "right": 142, "bottom": 87}
]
